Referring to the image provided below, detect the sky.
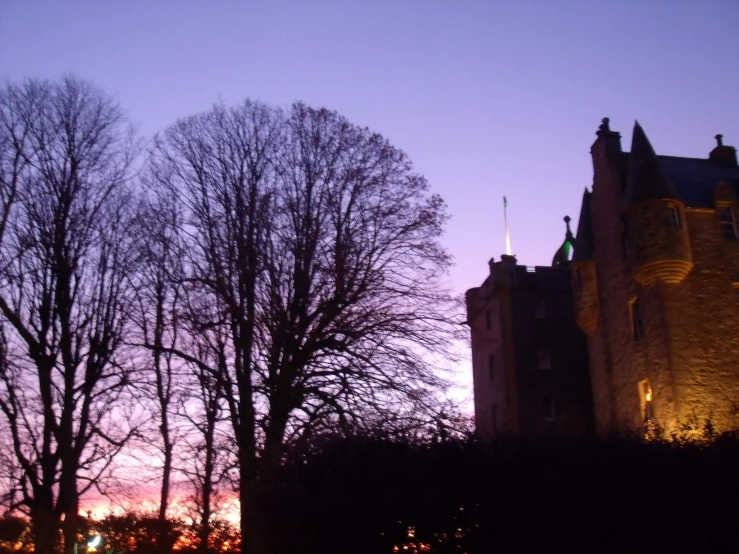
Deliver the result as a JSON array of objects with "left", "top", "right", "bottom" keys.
[{"left": 2, "top": 0, "right": 739, "bottom": 406}]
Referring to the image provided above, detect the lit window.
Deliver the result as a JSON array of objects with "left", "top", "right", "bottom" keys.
[
  {"left": 630, "top": 298, "right": 644, "bottom": 341},
  {"left": 718, "top": 206, "right": 738, "bottom": 239},
  {"left": 639, "top": 379, "right": 654, "bottom": 421},
  {"left": 537, "top": 348, "right": 551, "bottom": 370},
  {"left": 541, "top": 397, "right": 555, "bottom": 421},
  {"left": 668, "top": 204, "right": 681, "bottom": 229},
  {"left": 488, "top": 354, "right": 495, "bottom": 380},
  {"left": 485, "top": 310, "right": 491, "bottom": 330},
  {"left": 535, "top": 300, "right": 546, "bottom": 319}
]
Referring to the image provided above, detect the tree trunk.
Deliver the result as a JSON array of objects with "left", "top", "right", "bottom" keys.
[
  {"left": 159, "top": 438, "right": 172, "bottom": 552},
  {"left": 196, "top": 397, "right": 216, "bottom": 554},
  {"left": 31, "top": 507, "right": 60, "bottom": 554}
]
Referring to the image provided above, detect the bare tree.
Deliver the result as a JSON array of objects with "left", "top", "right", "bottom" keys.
[
  {"left": 0, "top": 77, "right": 137, "bottom": 554},
  {"left": 129, "top": 192, "right": 185, "bottom": 552},
  {"left": 150, "top": 100, "right": 280, "bottom": 554},
  {"left": 150, "top": 99, "right": 462, "bottom": 554},
  {"left": 175, "top": 330, "right": 230, "bottom": 554}
]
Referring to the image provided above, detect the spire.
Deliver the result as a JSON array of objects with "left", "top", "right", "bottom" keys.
[
  {"left": 624, "top": 121, "right": 680, "bottom": 206},
  {"left": 572, "top": 189, "right": 594, "bottom": 262},
  {"left": 552, "top": 215, "right": 575, "bottom": 267}
]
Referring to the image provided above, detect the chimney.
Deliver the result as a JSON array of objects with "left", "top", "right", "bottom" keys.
[
  {"left": 709, "top": 134, "right": 738, "bottom": 168},
  {"left": 500, "top": 254, "right": 517, "bottom": 267},
  {"left": 591, "top": 117, "right": 623, "bottom": 166}
]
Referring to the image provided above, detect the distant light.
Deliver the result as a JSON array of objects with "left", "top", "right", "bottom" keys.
[{"left": 88, "top": 537, "right": 101, "bottom": 547}]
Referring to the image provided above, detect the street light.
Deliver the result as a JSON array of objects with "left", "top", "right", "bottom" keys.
[
  {"left": 88, "top": 536, "right": 102, "bottom": 551},
  {"left": 74, "top": 535, "right": 102, "bottom": 554}
]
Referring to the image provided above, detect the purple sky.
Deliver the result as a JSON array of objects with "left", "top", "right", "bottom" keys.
[{"left": 3, "top": 1, "right": 739, "bottom": 404}]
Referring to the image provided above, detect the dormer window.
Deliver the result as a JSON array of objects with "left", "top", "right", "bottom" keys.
[
  {"left": 718, "top": 205, "right": 738, "bottom": 240},
  {"left": 668, "top": 204, "right": 681, "bottom": 229}
]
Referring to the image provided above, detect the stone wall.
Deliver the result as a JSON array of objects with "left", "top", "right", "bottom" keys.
[
  {"left": 467, "top": 282, "right": 506, "bottom": 438},
  {"left": 587, "top": 133, "right": 739, "bottom": 435}
]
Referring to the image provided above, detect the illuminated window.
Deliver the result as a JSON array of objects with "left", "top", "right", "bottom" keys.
[
  {"left": 535, "top": 299, "right": 546, "bottom": 319},
  {"left": 541, "top": 397, "right": 555, "bottom": 421},
  {"left": 718, "top": 205, "right": 738, "bottom": 239},
  {"left": 639, "top": 379, "right": 654, "bottom": 421},
  {"left": 485, "top": 310, "right": 491, "bottom": 330},
  {"left": 668, "top": 204, "right": 681, "bottom": 229},
  {"left": 630, "top": 298, "right": 644, "bottom": 341},
  {"left": 537, "top": 347, "right": 551, "bottom": 370},
  {"left": 488, "top": 353, "right": 495, "bottom": 380}
]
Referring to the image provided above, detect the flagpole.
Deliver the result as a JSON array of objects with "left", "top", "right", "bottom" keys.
[{"left": 503, "top": 196, "right": 512, "bottom": 256}]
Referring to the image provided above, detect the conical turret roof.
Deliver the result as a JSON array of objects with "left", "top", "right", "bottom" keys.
[
  {"left": 572, "top": 188, "right": 593, "bottom": 262},
  {"left": 552, "top": 216, "right": 575, "bottom": 267},
  {"left": 624, "top": 122, "right": 680, "bottom": 206}
]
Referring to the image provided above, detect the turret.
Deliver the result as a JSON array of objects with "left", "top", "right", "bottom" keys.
[
  {"left": 571, "top": 189, "right": 599, "bottom": 335},
  {"left": 623, "top": 122, "right": 693, "bottom": 287},
  {"left": 552, "top": 216, "right": 574, "bottom": 267}
]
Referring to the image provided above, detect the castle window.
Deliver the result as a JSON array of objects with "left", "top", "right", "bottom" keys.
[
  {"left": 535, "top": 299, "right": 546, "bottom": 319},
  {"left": 572, "top": 268, "right": 582, "bottom": 291},
  {"left": 541, "top": 397, "right": 555, "bottom": 421},
  {"left": 621, "top": 220, "right": 632, "bottom": 259},
  {"left": 485, "top": 310, "right": 491, "bottom": 330},
  {"left": 537, "top": 347, "right": 551, "bottom": 370},
  {"left": 488, "top": 353, "right": 495, "bottom": 380},
  {"left": 630, "top": 298, "right": 644, "bottom": 341},
  {"left": 718, "top": 205, "right": 737, "bottom": 239},
  {"left": 639, "top": 379, "right": 654, "bottom": 422},
  {"left": 668, "top": 204, "right": 681, "bottom": 229}
]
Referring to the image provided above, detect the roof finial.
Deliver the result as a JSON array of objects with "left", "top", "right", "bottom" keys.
[
  {"left": 564, "top": 215, "right": 572, "bottom": 238},
  {"left": 716, "top": 134, "right": 724, "bottom": 147},
  {"left": 599, "top": 117, "right": 610, "bottom": 132}
]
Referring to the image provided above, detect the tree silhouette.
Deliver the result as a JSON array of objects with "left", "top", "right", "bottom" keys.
[
  {"left": 0, "top": 76, "right": 138, "bottom": 554},
  {"left": 149, "top": 99, "right": 462, "bottom": 553}
]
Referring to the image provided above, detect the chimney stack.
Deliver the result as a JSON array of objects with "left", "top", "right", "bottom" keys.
[{"left": 709, "top": 134, "right": 738, "bottom": 168}]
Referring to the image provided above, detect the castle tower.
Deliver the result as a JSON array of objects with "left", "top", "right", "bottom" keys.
[
  {"left": 623, "top": 122, "right": 693, "bottom": 287},
  {"left": 578, "top": 117, "right": 739, "bottom": 435},
  {"left": 571, "top": 190, "right": 599, "bottom": 336}
]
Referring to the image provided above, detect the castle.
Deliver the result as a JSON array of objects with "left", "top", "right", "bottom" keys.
[
  {"left": 468, "top": 118, "right": 739, "bottom": 438},
  {"left": 574, "top": 118, "right": 739, "bottom": 435}
]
